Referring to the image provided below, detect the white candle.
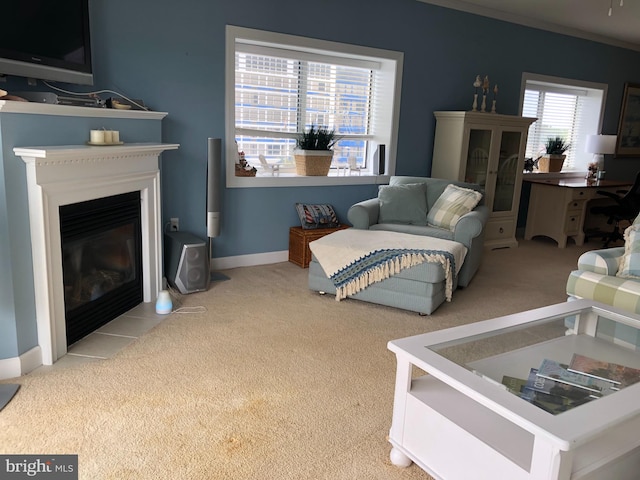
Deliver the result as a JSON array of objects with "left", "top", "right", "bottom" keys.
[
  {"left": 112, "top": 131, "right": 120, "bottom": 143},
  {"left": 90, "top": 130, "right": 104, "bottom": 143},
  {"left": 103, "top": 130, "right": 113, "bottom": 143}
]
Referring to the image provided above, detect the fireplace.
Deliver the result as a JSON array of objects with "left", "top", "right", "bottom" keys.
[
  {"left": 15, "top": 143, "right": 179, "bottom": 365},
  {"left": 61, "top": 192, "right": 143, "bottom": 345}
]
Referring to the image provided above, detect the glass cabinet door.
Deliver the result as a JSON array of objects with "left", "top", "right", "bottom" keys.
[
  {"left": 493, "top": 131, "right": 522, "bottom": 213},
  {"left": 464, "top": 129, "right": 491, "bottom": 186}
]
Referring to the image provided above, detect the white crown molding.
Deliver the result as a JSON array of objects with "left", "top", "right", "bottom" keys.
[{"left": 417, "top": 0, "right": 640, "bottom": 52}]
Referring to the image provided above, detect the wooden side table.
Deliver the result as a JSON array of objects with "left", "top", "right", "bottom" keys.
[{"left": 289, "top": 224, "right": 349, "bottom": 268}]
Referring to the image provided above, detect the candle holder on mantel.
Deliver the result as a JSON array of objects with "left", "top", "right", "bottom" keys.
[{"left": 88, "top": 128, "right": 123, "bottom": 146}]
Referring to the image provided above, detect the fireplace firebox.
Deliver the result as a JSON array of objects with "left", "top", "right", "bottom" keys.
[{"left": 60, "top": 191, "right": 143, "bottom": 346}]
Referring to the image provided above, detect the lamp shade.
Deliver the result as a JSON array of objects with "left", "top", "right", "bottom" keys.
[{"left": 585, "top": 134, "right": 616, "bottom": 154}]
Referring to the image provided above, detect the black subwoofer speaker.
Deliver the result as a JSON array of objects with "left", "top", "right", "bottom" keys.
[{"left": 164, "top": 231, "right": 210, "bottom": 294}]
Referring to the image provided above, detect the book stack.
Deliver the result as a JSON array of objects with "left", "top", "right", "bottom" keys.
[{"left": 500, "top": 354, "right": 640, "bottom": 415}]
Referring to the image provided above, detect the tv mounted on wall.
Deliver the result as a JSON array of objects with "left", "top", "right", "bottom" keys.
[{"left": 0, "top": 0, "right": 93, "bottom": 86}]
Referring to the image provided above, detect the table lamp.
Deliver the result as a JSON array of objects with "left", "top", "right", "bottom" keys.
[{"left": 585, "top": 134, "right": 616, "bottom": 174}]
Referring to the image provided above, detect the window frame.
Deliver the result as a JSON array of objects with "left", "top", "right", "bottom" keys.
[
  {"left": 518, "top": 73, "right": 608, "bottom": 175},
  {"left": 225, "top": 25, "right": 404, "bottom": 188}
]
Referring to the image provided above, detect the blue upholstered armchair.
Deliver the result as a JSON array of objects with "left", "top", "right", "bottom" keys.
[{"left": 347, "top": 176, "right": 490, "bottom": 287}]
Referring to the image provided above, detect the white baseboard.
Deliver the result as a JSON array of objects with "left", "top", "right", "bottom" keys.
[
  {"left": 0, "top": 346, "right": 42, "bottom": 380},
  {"left": 211, "top": 250, "right": 289, "bottom": 270}
]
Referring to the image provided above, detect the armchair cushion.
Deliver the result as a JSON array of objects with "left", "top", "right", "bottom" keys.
[
  {"left": 377, "top": 182, "right": 427, "bottom": 225},
  {"left": 426, "top": 184, "right": 483, "bottom": 231}
]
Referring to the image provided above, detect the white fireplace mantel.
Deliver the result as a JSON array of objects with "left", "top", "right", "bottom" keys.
[{"left": 15, "top": 143, "right": 179, "bottom": 365}]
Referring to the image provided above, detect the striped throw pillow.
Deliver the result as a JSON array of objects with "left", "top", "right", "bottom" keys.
[
  {"left": 295, "top": 203, "right": 339, "bottom": 230},
  {"left": 426, "top": 184, "right": 482, "bottom": 231}
]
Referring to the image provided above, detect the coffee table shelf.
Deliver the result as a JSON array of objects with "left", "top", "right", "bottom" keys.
[{"left": 388, "top": 300, "right": 640, "bottom": 479}]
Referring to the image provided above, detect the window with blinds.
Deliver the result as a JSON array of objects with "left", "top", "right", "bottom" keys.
[
  {"left": 227, "top": 26, "right": 403, "bottom": 182},
  {"left": 520, "top": 74, "right": 607, "bottom": 172},
  {"left": 235, "top": 49, "right": 373, "bottom": 169}
]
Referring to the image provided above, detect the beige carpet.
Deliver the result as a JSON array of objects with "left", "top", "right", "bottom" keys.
[{"left": 0, "top": 238, "right": 592, "bottom": 479}]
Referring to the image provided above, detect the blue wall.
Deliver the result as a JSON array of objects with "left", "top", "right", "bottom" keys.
[
  {"left": 2, "top": 0, "right": 640, "bottom": 361},
  {"left": 76, "top": 0, "right": 640, "bottom": 259}
]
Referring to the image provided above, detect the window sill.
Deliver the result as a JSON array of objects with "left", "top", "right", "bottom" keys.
[{"left": 227, "top": 171, "right": 390, "bottom": 188}]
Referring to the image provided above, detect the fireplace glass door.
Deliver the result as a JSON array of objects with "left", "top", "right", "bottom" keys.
[{"left": 60, "top": 191, "right": 143, "bottom": 345}]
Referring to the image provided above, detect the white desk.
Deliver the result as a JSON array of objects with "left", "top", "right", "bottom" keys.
[{"left": 524, "top": 178, "right": 632, "bottom": 248}]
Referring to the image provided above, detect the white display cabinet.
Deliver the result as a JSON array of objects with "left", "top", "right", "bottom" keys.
[{"left": 432, "top": 111, "right": 536, "bottom": 249}]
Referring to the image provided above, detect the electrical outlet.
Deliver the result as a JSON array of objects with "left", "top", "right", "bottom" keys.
[{"left": 170, "top": 218, "right": 179, "bottom": 231}]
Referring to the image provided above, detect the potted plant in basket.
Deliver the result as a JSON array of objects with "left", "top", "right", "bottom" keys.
[
  {"left": 538, "top": 136, "right": 571, "bottom": 172},
  {"left": 293, "top": 125, "right": 339, "bottom": 176}
]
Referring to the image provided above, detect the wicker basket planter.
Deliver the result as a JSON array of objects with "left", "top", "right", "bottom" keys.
[
  {"left": 538, "top": 154, "right": 566, "bottom": 173},
  {"left": 293, "top": 149, "right": 334, "bottom": 176}
]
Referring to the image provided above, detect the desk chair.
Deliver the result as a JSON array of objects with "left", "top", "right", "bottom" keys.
[{"left": 590, "top": 172, "right": 640, "bottom": 247}]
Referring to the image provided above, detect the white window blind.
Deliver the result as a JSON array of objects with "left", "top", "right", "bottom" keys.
[
  {"left": 235, "top": 47, "right": 373, "bottom": 169},
  {"left": 520, "top": 74, "right": 608, "bottom": 173},
  {"left": 522, "top": 84, "right": 585, "bottom": 170}
]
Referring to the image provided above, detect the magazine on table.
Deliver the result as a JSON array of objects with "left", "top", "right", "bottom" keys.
[
  {"left": 501, "top": 369, "right": 595, "bottom": 414},
  {"left": 522, "top": 368, "right": 596, "bottom": 403},
  {"left": 568, "top": 353, "right": 640, "bottom": 388},
  {"left": 536, "top": 359, "right": 619, "bottom": 396}
]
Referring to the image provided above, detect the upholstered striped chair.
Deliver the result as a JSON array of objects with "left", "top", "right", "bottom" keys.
[
  {"left": 566, "top": 229, "right": 640, "bottom": 347},
  {"left": 566, "top": 247, "right": 640, "bottom": 315}
]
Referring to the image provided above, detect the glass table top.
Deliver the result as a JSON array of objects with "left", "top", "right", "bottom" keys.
[{"left": 422, "top": 303, "right": 640, "bottom": 415}]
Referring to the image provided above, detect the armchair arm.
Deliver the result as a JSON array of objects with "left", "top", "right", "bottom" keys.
[
  {"left": 577, "top": 247, "right": 624, "bottom": 275},
  {"left": 347, "top": 198, "right": 380, "bottom": 229},
  {"left": 452, "top": 204, "right": 490, "bottom": 248}
]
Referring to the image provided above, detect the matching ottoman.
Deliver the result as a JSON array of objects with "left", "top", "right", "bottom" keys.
[{"left": 308, "top": 256, "right": 454, "bottom": 315}]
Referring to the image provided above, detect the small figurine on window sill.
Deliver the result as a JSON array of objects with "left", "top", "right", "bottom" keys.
[
  {"left": 586, "top": 162, "right": 598, "bottom": 183},
  {"left": 235, "top": 149, "right": 257, "bottom": 177}
]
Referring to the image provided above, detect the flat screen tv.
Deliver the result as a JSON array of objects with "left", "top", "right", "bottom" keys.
[{"left": 0, "top": 0, "right": 93, "bottom": 85}]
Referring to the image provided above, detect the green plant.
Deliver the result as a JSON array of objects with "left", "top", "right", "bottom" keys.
[
  {"left": 296, "top": 124, "right": 339, "bottom": 151},
  {"left": 544, "top": 136, "right": 571, "bottom": 155}
]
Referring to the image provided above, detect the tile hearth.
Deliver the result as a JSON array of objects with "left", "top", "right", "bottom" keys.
[{"left": 34, "top": 303, "right": 170, "bottom": 373}]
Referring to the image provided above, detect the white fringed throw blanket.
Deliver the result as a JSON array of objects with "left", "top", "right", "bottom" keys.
[{"left": 309, "top": 229, "right": 468, "bottom": 302}]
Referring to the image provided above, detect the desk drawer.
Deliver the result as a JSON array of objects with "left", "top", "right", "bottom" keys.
[
  {"left": 568, "top": 199, "right": 586, "bottom": 212},
  {"left": 571, "top": 188, "right": 590, "bottom": 201},
  {"left": 565, "top": 214, "right": 581, "bottom": 235}
]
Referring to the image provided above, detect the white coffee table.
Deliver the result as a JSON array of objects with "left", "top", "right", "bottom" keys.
[{"left": 387, "top": 299, "right": 640, "bottom": 480}]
